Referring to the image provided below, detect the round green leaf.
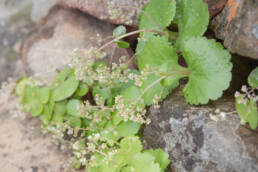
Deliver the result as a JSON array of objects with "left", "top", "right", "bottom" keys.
[
  {"left": 67, "top": 117, "right": 81, "bottom": 128},
  {"left": 15, "top": 77, "right": 30, "bottom": 96},
  {"left": 23, "top": 86, "right": 43, "bottom": 116},
  {"left": 248, "top": 67, "right": 258, "bottom": 88},
  {"left": 113, "top": 25, "right": 127, "bottom": 37},
  {"left": 182, "top": 37, "right": 232, "bottom": 105},
  {"left": 67, "top": 99, "right": 81, "bottom": 116},
  {"left": 36, "top": 87, "right": 50, "bottom": 104},
  {"left": 75, "top": 83, "right": 89, "bottom": 97},
  {"left": 53, "top": 76, "right": 79, "bottom": 101},
  {"left": 145, "top": 149, "right": 170, "bottom": 170}
]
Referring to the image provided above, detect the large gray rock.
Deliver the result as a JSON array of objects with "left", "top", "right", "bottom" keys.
[
  {"left": 143, "top": 89, "right": 258, "bottom": 172},
  {"left": 0, "top": 0, "right": 55, "bottom": 85},
  {"left": 211, "top": 0, "right": 258, "bottom": 59},
  {"left": 21, "top": 6, "right": 133, "bottom": 80}
]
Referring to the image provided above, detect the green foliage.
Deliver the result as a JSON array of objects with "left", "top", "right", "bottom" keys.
[
  {"left": 175, "top": 0, "right": 209, "bottom": 49},
  {"left": 139, "top": 0, "right": 176, "bottom": 35},
  {"left": 235, "top": 67, "right": 258, "bottom": 130},
  {"left": 248, "top": 67, "right": 258, "bottom": 88},
  {"left": 115, "top": 40, "right": 130, "bottom": 48},
  {"left": 137, "top": 0, "right": 232, "bottom": 105},
  {"left": 236, "top": 95, "right": 257, "bottom": 129},
  {"left": 53, "top": 76, "right": 79, "bottom": 101},
  {"left": 14, "top": 0, "right": 235, "bottom": 171},
  {"left": 113, "top": 25, "right": 127, "bottom": 38},
  {"left": 182, "top": 37, "right": 232, "bottom": 104},
  {"left": 87, "top": 137, "right": 169, "bottom": 172}
]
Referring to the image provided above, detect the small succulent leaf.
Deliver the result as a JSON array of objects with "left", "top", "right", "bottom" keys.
[
  {"left": 53, "top": 76, "right": 79, "bottom": 101},
  {"left": 139, "top": 0, "right": 176, "bottom": 36},
  {"left": 182, "top": 37, "right": 232, "bottom": 105},
  {"left": 113, "top": 25, "right": 127, "bottom": 38},
  {"left": 36, "top": 87, "right": 50, "bottom": 104},
  {"left": 67, "top": 99, "right": 81, "bottom": 116},
  {"left": 74, "top": 83, "right": 89, "bottom": 97},
  {"left": 236, "top": 95, "right": 258, "bottom": 129},
  {"left": 175, "top": 0, "right": 209, "bottom": 49},
  {"left": 248, "top": 67, "right": 258, "bottom": 88},
  {"left": 145, "top": 149, "right": 170, "bottom": 170},
  {"left": 23, "top": 86, "right": 43, "bottom": 116},
  {"left": 15, "top": 77, "right": 30, "bottom": 96},
  {"left": 40, "top": 103, "right": 52, "bottom": 123},
  {"left": 52, "top": 100, "right": 67, "bottom": 123},
  {"left": 115, "top": 40, "right": 130, "bottom": 48},
  {"left": 67, "top": 117, "right": 81, "bottom": 128}
]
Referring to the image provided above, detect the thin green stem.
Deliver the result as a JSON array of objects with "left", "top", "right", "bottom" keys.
[{"left": 98, "top": 29, "right": 164, "bottom": 52}]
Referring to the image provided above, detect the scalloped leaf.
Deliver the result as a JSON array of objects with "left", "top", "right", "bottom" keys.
[
  {"left": 175, "top": 0, "right": 209, "bottom": 49},
  {"left": 248, "top": 67, "right": 258, "bottom": 88},
  {"left": 129, "top": 152, "right": 161, "bottom": 172},
  {"left": 182, "top": 37, "right": 232, "bottom": 105},
  {"left": 145, "top": 149, "right": 170, "bottom": 170},
  {"left": 139, "top": 0, "right": 176, "bottom": 37},
  {"left": 136, "top": 36, "right": 181, "bottom": 71}
]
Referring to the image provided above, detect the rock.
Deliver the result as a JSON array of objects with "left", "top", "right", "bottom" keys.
[
  {"left": 0, "top": 0, "right": 55, "bottom": 84},
  {"left": 204, "top": 0, "right": 227, "bottom": 18},
  {"left": 143, "top": 88, "right": 258, "bottom": 172},
  {"left": 21, "top": 6, "right": 133, "bottom": 80},
  {"left": 31, "top": 0, "right": 56, "bottom": 22},
  {"left": 211, "top": 0, "right": 258, "bottom": 59},
  {"left": 56, "top": 0, "right": 227, "bottom": 27}
]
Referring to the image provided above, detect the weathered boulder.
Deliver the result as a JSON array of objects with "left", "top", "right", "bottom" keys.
[
  {"left": 143, "top": 89, "right": 258, "bottom": 172},
  {"left": 21, "top": 6, "right": 132, "bottom": 80},
  {"left": 0, "top": 0, "right": 55, "bottom": 84},
  {"left": 56, "top": 0, "right": 227, "bottom": 27},
  {"left": 211, "top": 0, "right": 258, "bottom": 59}
]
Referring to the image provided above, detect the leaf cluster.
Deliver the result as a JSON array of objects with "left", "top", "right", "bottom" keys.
[
  {"left": 235, "top": 67, "right": 258, "bottom": 129},
  {"left": 135, "top": 0, "right": 232, "bottom": 105}
]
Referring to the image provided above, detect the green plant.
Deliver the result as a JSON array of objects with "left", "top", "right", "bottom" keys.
[
  {"left": 14, "top": 0, "right": 233, "bottom": 171},
  {"left": 235, "top": 67, "right": 258, "bottom": 129}
]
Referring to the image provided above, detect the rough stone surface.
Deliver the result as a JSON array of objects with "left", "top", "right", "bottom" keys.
[
  {"left": 204, "top": 0, "right": 227, "bottom": 18},
  {"left": 211, "top": 0, "right": 258, "bottom": 59},
  {"left": 21, "top": 6, "right": 133, "bottom": 81},
  {"left": 0, "top": 0, "right": 55, "bottom": 84},
  {"left": 56, "top": 0, "right": 226, "bottom": 27},
  {"left": 143, "top": 88, "right": 258, "bottom": 172}
]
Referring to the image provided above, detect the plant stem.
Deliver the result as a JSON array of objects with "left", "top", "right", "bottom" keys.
[{"left": 98, "top": 29, "right": 164, "bottom": 52}]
